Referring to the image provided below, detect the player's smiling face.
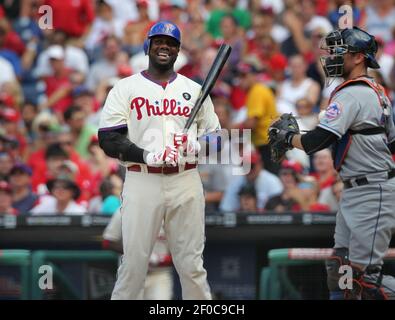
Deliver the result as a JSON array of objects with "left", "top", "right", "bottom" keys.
[{"left": 149, "top": 35, "right": 180, "bottom": 70}]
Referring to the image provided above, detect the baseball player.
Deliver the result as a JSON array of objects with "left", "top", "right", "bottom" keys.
[
  {"left": 269, "top": 27, "right": 395, "bottom": 299},
  {"left": 98, "top": 21, "right": 220, "bottom": 300}
]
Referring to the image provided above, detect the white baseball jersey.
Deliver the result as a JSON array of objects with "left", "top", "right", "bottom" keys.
[{"left": 99, "top": 71, "right": 220, "bottom": 166}]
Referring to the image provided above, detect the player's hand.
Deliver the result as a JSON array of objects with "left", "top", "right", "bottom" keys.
[
  {"left": 173, "top": 133, "right": 201, "bottom": 156},
  {"left": 145, "top": 145, "right": 179, "bottom": 167}
]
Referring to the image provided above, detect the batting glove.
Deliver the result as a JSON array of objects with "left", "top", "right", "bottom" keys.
[
  {"left": 173, "top": 133, "right": 201, "bottom": 156},
  {"left": 145, "top": 145, "right": 179, "bottom": 167}
]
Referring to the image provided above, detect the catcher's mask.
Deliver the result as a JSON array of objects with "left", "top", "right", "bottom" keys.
[{"left": 319, "top": 27, "right": 380, "bottom": 86}]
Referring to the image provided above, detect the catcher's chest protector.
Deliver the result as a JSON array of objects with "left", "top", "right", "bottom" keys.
[{"left": 329, "top": 77, "right": 390, "bottom": 171}]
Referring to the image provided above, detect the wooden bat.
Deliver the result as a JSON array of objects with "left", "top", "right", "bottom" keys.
[{"left": 184, "top": 44, "right": 232, "bottom": 131}]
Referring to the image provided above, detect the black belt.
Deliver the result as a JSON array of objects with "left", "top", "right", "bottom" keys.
[{"left": 343, "top": 169, "right": 395, "bottom": 189}]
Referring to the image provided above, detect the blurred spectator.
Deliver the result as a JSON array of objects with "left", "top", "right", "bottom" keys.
[
  {"left": 206, "top": 0, "right": 251, "bottom": 39},
  {"left": 64, "top": 105, "right": 97, "bottom": 159},
  {"left": 34, "top": 30, "right": 89, "bottom": 82},
  {"left": 121, "top": 1, "right": 153, "bottom": 56},
  {"left": 178, "top": 44, "right": 205, "bottom": 84},
  {"left": 0, "top": 55, "right": 16, "bottom": 86},
  {"left": 0, "top": 180, "right": 17, "bottom": 215},
  {"left": 247, "top": 7, "right": 289, "bottom": 47},
  {"left": 72, "top": 85, "right": 100, "bottom": 128},
  {"left": 0, "top": 0, "right": 21, "bottom": 21},
  {"left": 236, "top": 59, "right": 279, "bottom": 174},
  {"left": 220, "top": 151, "right": 283, "bottom": 212},
  {"left": 182, "top": 12, "right": 211, "bottom": 51},
  {"left": 281, "top": 0, "right": 332, "bottom": 59},
  {"left": 86, "top": 134, "right": 118, "bottom": 197},
  {"left": 312, "top": 148, "right": 338, "bottom": 212},
  {"left": 28, "top": 111, "right": 60, "bottom": 162},
  {"left": 9, "top": 162, "right": 37, "bottom": 214},
  {"left": 264, "top": 159, "right": 304, "bottom": 212},
  {"left": 56, "top": 131, "right": 95, "bottom": 201},
  {"left": 375, "top": 37, "right": 394, "bottom": 87},
  {"left": 364, "top": 0, "right": 395, "bottom": 43},
  {"left": 39, "top": 45, "right": 73, "bottom": 117},
  {"left": 295, "top": 98, "right": 319, "bottom": 131},
  {"left": 13, "top": 0, "right": 44, "bottom": 45},
  {"left": 297, "top": 176, "right": 331, "bottom": 212},
  {"left": 0, "top": 152, "right": 13, "bottom": 180},
  {"left": 86, "top": 35, "right": 121, "bottom": 93},
  {"left": 0, "top": 107, "right": 27, "bottom": 160},
  {"left": 31, "top": 142, "right": 70, "bottom": 193},
  {"left": 159, "top": 1, "right": 188, "bottom": 31},
  {"left": 30, "top": 177, "right": 86, "bottom": 215},
  {"left": 98, "top": 177, "right": 121, "bottom": 215},
  {"left": 276, "top": 54, "right": 320, "bottom": 115},
  {"left": 43, "top": 0, "right": 95, "bottom": 38},
  {"left": 245, "top": 24, "right": 288, "bottom": 84},
  {"left": 30, "top": 142, "right": 93, "bottom": 203},
  {"left": 20, "top": 101, "right": 38, "bottom": 143},
  {"left": 105, "top": 0, "right": 159, "bottom": 23},
  {"left": 0, "top": 11, "right": 25, "bottom": 56},
  {"left": 311, "top": 148, "right": 336, "bottom": 189},
  {"left": 238, "top": 182, "right": 258, "bottom": 213},
  {"left": 217, "top": 14, "right": 244, "bottom": 68},
  {"left": 85, "top": 0, "right": 125, "bottom": 52}
]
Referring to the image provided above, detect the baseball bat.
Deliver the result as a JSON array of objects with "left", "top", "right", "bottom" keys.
[{"left": 184, "top": 43, "right": 232, "bottom": 131}]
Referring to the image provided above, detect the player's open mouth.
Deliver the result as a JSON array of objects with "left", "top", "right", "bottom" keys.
[{"left": 157, "top": 52, "right": 170, "bottom": 60}]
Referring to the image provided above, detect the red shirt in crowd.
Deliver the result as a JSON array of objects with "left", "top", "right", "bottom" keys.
[
  {"left": 43, "top": 68, "right": 73, "bottom": 114},
  {"left": 2, "top": 30, "right": 25, "bottom": 56},
  {"left": 44, "top": 0, "right": 95, "bottom": 37},
  {"left": 28, "top": 149, "right": 94, "bottom": 202}
]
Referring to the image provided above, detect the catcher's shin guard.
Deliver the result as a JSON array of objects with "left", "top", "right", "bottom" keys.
[
  {"left": 325, "top": 248, "right": 350, "bottom": 300},
  {"left": 358, "top": 266, "right": 389, "bottom": 300},
  {"left": 326, "top": 249, "right": 389, "bottom": 300}
]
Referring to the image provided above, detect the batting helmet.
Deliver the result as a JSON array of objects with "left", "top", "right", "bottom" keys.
[
  {"left": 144, "top": 21, "right": 181, "bottom": 55},
  {"left": 320, "top": 27, "right": 379, "bottom": 80}
]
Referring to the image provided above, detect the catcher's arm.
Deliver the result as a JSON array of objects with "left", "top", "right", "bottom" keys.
[{"left": 290, "top": 127, "right": 338, "bottom": 154}]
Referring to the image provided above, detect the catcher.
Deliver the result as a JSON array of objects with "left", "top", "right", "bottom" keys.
[{"left": 269, "top": 27, "right": 395, "bottom": 300}]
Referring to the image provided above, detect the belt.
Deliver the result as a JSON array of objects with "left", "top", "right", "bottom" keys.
[
  {"left": 343, "top": 169, "right": 395, "bottom": 189},
  {"left": 127, "top": 163, "right": 197, "bottom": 174}
]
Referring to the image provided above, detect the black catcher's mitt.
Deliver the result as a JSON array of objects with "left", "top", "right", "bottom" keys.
[{"left": 268, "top": 113, "right": 300, "bottom": 163}]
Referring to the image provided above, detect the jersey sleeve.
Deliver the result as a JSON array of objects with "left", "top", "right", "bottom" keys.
[
  {"left": 99, "top": 80, "right": 130, "bottom": 131},
  {"left": 317, "top": 90, "right": 361, "bottom": 138},
  {"left": 196, "top": 95, "right": 221, "bottom": 137}
]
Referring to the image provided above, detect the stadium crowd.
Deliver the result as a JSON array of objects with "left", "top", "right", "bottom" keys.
[{"left": 0, "top": 0, "right": 394, "bottom": 216}]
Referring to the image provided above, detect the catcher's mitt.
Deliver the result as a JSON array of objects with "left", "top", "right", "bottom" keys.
[{"left": 268, "top": 113, "right": 300, "bottom": 163}]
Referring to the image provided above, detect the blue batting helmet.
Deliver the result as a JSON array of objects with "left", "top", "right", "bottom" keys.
[{"left": 144, "top": 21, "right": 181, "bottom": 55}]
